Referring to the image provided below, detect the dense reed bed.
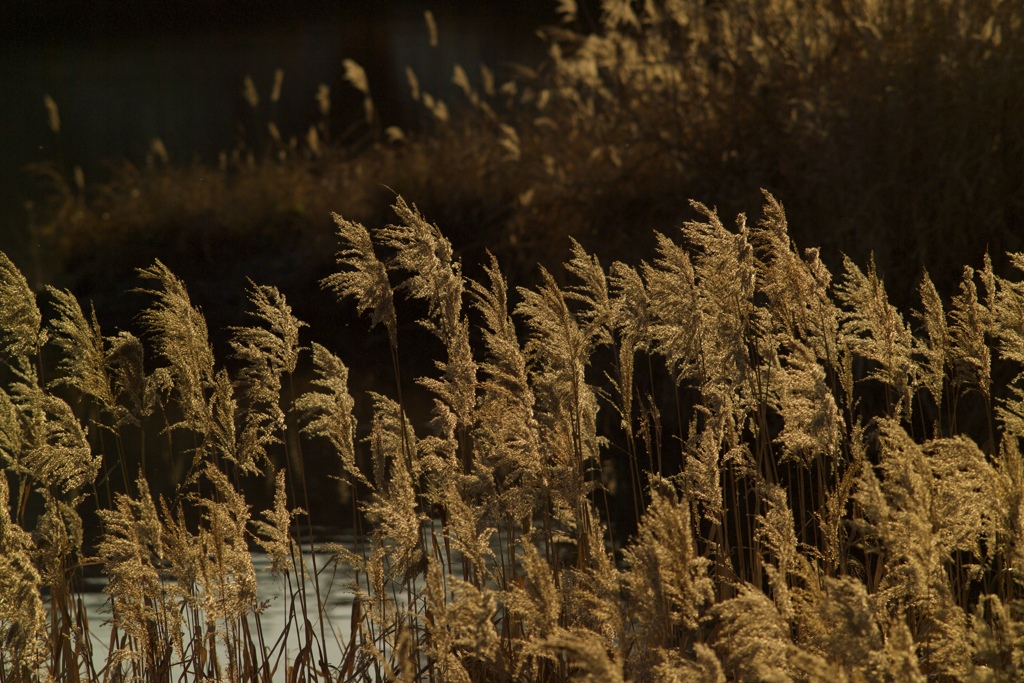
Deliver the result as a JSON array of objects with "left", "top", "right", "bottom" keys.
[
  {"left": 2, "top": 190, "right": 1024, "bottom": 682},
  {"left": 7, "top": 1, "right": 1022, "bottom": 680}
]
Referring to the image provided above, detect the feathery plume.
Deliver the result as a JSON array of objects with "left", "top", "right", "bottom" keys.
[
  {"left": 253, "top": 469, "right": 300, "bottom": 576},
  {"left": 364, "top": 393, "right": 422, "bottom": 579},
  {"left": 229, "top": 282, "right": 306, "bottom": 470},
  {"left": 46, "top": 288, "right": 118, "bottom": 416},
  {"left": 378, "top": 196, "right": 463, "bottom": 344},
  {"left": 422, "top": 558, "right": 500, "bottom": 681},
  {"left": 196, "top": 463, "right": 259, "bottom": 621},
  {"left": 643, "top": 232, "right": 703, "bottom": 384},
  {"left": 231, "top": 282, "right": 304, "bottom": 381},
  {"left": 854, "top": 420, "right": 972, "bottom": 676},
  {"left": 342, "top": 58, "right": 374, "bottom": 121},
  {"left": 136, "top": 260, "right": 215, "bottom": 434},
  {"left": 914, "top": 271, "right": 949, "bottom": 416},
  {"left": 608, "top": 261, "right": 650, "bottom": 447},
  {"left": 207, "top": 368, "right": 243, "bottom": 471},
  {"left": 0, "top": 386, "right": 20, "bottom": 471},
  {"left": 754, "top": 483, "right": 806, "bottom": 622},
  {"left": 679, "top": 202, "right": 757, "bottom": 388},
  {"left": 43, "top": 94, "right": 60, "bottom": 133},
  {"left": 653, "top": 644, "right": 725, "bottom": 683},
  {"left": 377, "top": 197, "right": 480, "bottom": 469},
  {"left": 0, "top": 252, "right": 42, "bottom": 361},
  {"left": 505, "top": 541, "right": 560, "bottom": 640},
  {"left": 623, "top": 476, "right": 713, "bottom": 641},
  {"left": 468, "top": 252, "right": 543, "bottom": 518},
  {"left": 295, "top": 342, "right": 367, "bottom": 487},
  {"left": 105, "top": 331, "right": 154, "bottom": 427},
  {"left": 609, "top": 260, "right": 651, "bottom": 356},
  {"left": 564, "top": 238, "right": 613, "bottom": 348},
  {"left": 775, "top": 341, "right": 843, "bottom": 463},
  {"left": 424, "top": 10, "right": 438, "bottom": 47},
  {"left": 752, "top": 191, "right": 838, "bottom": 364},
  {"left": 711, "top": 586, "right": 793, "bottom": 681},
  {"left": 813, "top": 577, "right": 886, "bottom": 678},
  {"left": 12, "top": 378, "right": 100, "bottom": 493},
  {"left": 96, "top": 477, "right": 171, "bottom": 665},
  {"left": 990, "top": 437, "right": 1024, "bottom": 583},
  {"left": 967, "top": 595, "right": 1024, "bottom": 680},
  {"left": 835, "top": 255, "right": 914, "bottom": 416},
  {"left": 988, "top": 253, "right": 1024, "bottom": 436},
  {"left": 517, "top": 266, "right": 602, "bottom": 547},
  {"left": 0, "top": 474, "right": 46, "bottom": 671},
  {"left": 322, "top": 213, "right": 397, "bottom": 349},
  {"left": 948, "top": 266, "right": 992, "bottom": 400}
]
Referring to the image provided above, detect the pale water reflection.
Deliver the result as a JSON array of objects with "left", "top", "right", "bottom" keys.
[{"left": 77, "top": 545, "right": 358, "bottom": 681}]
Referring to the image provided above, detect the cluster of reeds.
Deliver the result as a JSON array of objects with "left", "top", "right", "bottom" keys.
[{"left": 2, "top": 189, "right": 1024, "bottom": 681}]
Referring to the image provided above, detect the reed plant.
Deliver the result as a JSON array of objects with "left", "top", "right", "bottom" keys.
[{"left": 2, "top": 189, "right": 1024, "bottom": 681}]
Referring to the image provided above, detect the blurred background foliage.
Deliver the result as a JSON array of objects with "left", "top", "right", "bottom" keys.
[{"left": 3, "top": 0, "right": 1022, "bottom": 369}]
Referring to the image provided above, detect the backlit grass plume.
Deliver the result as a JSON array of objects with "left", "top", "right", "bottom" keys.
[
  {"left": 0, "top": 473, "right": 46, "bottom": 676},
  {"left": 229, "top": 281, "right": 306, "bottom": 472},
  {"left": 0, "top": 252, "right": 42, "bottom": 363},
  {"left": 322, "top": 212, "right": 397, "bottom": 351},
  {"left": 136, "top": 259, "right": 216, "bottom": 442},
  {"left": 836, "top": 254, "right": 914, "bottom": 418},
  {"left": 45, "top": 288, "right": 118, "bottom": 420},
  {"left": 296, "top": 342, "right": 365, "bottom": 487}
]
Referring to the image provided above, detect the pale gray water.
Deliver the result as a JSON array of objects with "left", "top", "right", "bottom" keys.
[
  {"left": 72, "top": 531, "right": 479, "bottom": 681},
  {"left": 76, "top": 545, "right": 358, "bottom": 681}
]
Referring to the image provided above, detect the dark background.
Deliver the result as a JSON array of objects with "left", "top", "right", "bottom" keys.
[{"left": 0, "top": 0, "right": 560, "bottom": 267}]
